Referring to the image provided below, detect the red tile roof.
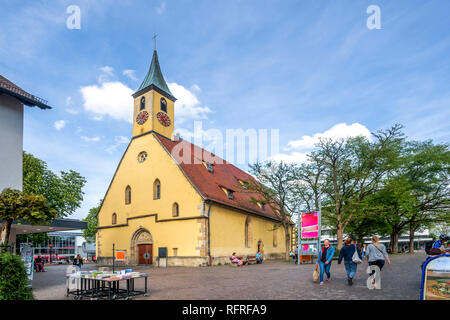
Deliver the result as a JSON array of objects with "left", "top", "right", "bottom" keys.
[{"left": 154, "top": 133, "right": 282, "bottom": 222}]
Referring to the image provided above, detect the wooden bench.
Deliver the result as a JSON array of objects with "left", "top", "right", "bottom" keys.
[
  {"left": 247, "top": 255, "right": 257, "bottom": 265},
  {"left": 229, "top": 256, "right": 248, "bottom": 266}
]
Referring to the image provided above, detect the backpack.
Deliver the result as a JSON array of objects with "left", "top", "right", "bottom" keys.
[{"left": 424, "top": 241, "right": 434, "bottom": 255}]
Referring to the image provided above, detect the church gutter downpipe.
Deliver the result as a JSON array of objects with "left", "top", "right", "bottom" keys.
[{"left": 206, "top": 200, "right": 213, "bottom": 266}]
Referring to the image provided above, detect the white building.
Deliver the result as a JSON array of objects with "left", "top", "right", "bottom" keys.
[{"left": 0, "top": 75, "right": 51, "bottom": 193}]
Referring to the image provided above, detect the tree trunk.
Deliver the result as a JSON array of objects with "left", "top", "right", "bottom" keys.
[
  {"left": 409, "top": 224, "right": 415, "bottom": 253},
  {"left": 390, "top": 232, "right": 399, "bottom": 254},
  {"left": 284, "top": 224, "right": 291, "bottom": 260},
  {"left": 0, "top": 219, "right": 12, "bottom": 245},
  {"left": 336, "top": 224, "right": 344, "bottom": 250}
]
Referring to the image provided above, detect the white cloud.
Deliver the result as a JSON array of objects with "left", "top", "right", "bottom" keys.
[
  {"left": 156, "top": 2, "right": 166, "bottom": 15},
  {"left": 272, "top": 152, "right": 309, "bottom": 164},
  {"left": 105, "top": 136, "right": 130, "bottom": 154},
  {"left": 66, "top": 96, "right": 73, "bottom": 106},
  {"left": 54, "top": 120, "right": 66, "bottom": 131},
  {"left": 81, "top": 136, "right": 101, "bottom": 142},
  {"left": 272, "top": 123, "right": 371, "bottom": 164},
  {"left": 168, "top": 82, "right": 212, "bottom": 124},
  {"left": 80, "top": 81, "right": 134, "bottom": 123},
  {"left": 191, "top": 84, "right": 201, "bottom": 92},
  {"left": 122, "top": 69, "right": 138, "bottom": 81},
  {"left": 98, "top": 66, "right": 115, "bottom": 83},
  {"left": 285, "top": 123, "right": 371, "bottom": 150}
]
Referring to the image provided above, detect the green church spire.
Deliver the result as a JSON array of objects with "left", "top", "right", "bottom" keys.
[{"left": 136, "top": 50, "right": 175, "bottom": 101}]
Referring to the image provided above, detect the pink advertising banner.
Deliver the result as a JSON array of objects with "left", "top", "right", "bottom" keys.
[{"left": 301, "top": 211, "right": 319, "bottom": 239}]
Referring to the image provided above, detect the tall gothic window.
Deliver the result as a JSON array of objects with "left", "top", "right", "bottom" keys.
[
  {"left": 245, "top": 216, "right": 252, "bottom": 248},
  {"left": 112, "top": 213, "right": 117, "bottom": 225},
  {"left": 153, "top": 179, "right": 161, "bottom": 200},
  {"left": 273, "top": 225, "right": 278, "bottom": 248},
  {"left": 140, "top": 96, "right": 145, "bottom": 110},
  {"left": 125, "top": 185, "right": 131, "bottom": 205},
  {"left": 160, "top": 97, "right": 167, "bottom": 112},
  {"left": 172, "top": 202, "right": 179, "bottom": 217}
]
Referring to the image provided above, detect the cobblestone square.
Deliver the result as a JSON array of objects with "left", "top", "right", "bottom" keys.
[{"left": 32, "top": 252, "right": 425, "bottom": 300}]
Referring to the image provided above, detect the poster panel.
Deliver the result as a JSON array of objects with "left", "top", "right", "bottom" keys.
[
  {"left": 21, "top": 244, "right": 34, "bottom": 281},
  {"left": 421, "top": 255, "right": 450, "bottom": 300},
  {"left": 301, "top": 211, "right": 319, "bottom": 239},
  {"left": 115, "top": 250, "right": 126, "bottom": 261}
]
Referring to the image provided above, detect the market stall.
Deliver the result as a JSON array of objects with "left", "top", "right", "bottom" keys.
[{"left": 66, "top": 268, "right": 149, "bottom": 300}]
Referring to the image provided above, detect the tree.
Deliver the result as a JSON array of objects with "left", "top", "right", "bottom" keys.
[
  {"left": 16, "top": 233, "right": 50, "bottom": 250},
  {"left": 308, "top": 125, "right": 404, "bottom": 249},
  {"left": 0, "top": 189, "right": 58, "bottom": 245},
  {"left": 83, "top": 200, "right": 102, "bottom": 243},
  {"left": 0, "top": 252, "right": 34, "bottom": 300},
  {"left": 374, "top": 140, "right": 450, "bottom": 253},
  {"left": 245, "top": 161, "right": 297, "bottom": 260},
  {"left": 23, "top": 151, "right": 86, "bottom": 218}
]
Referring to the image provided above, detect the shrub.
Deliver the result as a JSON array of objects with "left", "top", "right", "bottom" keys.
[{"left": 0, "top": 252, "right": 34, "bottom": 300}]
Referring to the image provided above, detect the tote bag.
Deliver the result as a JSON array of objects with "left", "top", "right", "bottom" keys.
[
  {"left": 313, "top": 265, "right": 319, "bottom": 281},
  {"left": 352, "top": 244, "right": 362, "bottom": 264}
]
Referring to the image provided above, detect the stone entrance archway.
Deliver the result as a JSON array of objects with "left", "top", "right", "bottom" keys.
[{"left": 130, "top": 227, "right": 153, "bottom": 265}]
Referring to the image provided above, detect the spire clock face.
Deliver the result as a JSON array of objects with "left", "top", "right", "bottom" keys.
[
  {"left": 157, "top": 112, "right": 171, "bottom": 127},
  {"left": 136, "top": 111, "right": 149, "bottom": 125}
]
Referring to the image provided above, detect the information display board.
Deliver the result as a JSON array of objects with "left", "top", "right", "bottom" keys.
[
  {"left": 421, "top": 254, "right": 450, "bottom": 300},
  {"left": 301, "top": 212, "right": 319, "bottom": 239},
  {"left": 20, "top": 244, "right": 34, "bottom": 281}
]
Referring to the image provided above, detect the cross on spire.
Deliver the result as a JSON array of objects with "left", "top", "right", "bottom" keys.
[{"left": 153, "top": 33, "right": 158, "bottom": 51}]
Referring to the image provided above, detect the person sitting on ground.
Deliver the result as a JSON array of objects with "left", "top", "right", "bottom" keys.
[
  {"left": 231, "top": 252, "right": 247, "bottom": 266},
  {"left": 255, "top": 251, "right": 263, "bottom": 264}
]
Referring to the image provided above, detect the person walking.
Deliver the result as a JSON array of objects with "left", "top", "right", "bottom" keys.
[
  {"left": 315, "top": 239, "right": 335, "bottom": 286},
  {"left": 73, "top": 254, "right": 83, "bottom": 270},
  {"left": 365, "top": 236, "right": 390, "bottom": 283},
  {"left": 338, "top": 238, "right": 362, "bottom": 286},
  {"left": 433, "top": 234, "right": 448, "bottom": 252}
]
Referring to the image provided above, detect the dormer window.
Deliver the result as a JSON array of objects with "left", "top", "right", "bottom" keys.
[
  {"left": 140, "top": 96, "right": 145, "bottom": 110},
  {"left": 260, "top": 203, "right": 265, "bottom": 211},
  {"left": 203, "top": 161, "right": 214, "bottom": 173},
  {"left": 238, "top": 179, "right": 248, "bottom": 189},
  {"left": 220, "top": 186, "right": 234, "bottom": 200}
]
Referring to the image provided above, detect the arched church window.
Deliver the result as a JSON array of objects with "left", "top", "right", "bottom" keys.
[
  {"left": 140, "top": 96, "right": 145, "bottom": 110},
  {"left": 245, "top": 216, "right": 252, "bottom": 248},
  {"left": 125, "top": 185, "right": 131, "bottom": 205},
  {"left": 172, "top": 202, "right": 179, "bottom": 217},
  {"left": 153, "top": 179, "right": 161, "bottom": 200},
  {"left": 273, "top": 225, "right": 278, "bottom": 248},
  {"left": 112, "top": 213, "right": 117, "bottom": 225},
  {"left": 160, "top": 97, "right": 167, "bottom": 113}
]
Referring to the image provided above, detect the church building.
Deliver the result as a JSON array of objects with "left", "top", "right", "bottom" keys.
[{"left": 96, "top": 50, "right": 293, "bottom": 267}]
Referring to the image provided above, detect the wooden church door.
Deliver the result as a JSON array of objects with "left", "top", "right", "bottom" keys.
[{"left": 138, "top": 244, "right": 153, "bottom": 265}]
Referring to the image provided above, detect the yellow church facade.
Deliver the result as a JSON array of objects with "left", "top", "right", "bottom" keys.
[{"left": 96, "top": 50, "right": 293, "bottom": 267}]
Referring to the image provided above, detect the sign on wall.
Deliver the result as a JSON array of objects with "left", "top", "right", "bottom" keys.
[
  {"left": 421, "top": 254, "right": 450, "bottom": 300},
  {"left": 301, "top": 212, "right": 319, "bottom": 239},
  {"left": 115, "top": 250, "right": 126, "bottom": 262}
]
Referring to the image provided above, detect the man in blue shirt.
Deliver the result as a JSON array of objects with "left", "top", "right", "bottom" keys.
[{"left": 433, "top": 234, "right": 448, "bottom": 251}]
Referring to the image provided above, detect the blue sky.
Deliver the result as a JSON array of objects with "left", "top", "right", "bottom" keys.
[{"left": 1, "top": 0, "right": 449, "bottom": 220}]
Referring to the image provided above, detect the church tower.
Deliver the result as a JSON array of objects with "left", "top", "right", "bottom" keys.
[{"left": 132, "top": 50, "right": 176, "bottom": 139}]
